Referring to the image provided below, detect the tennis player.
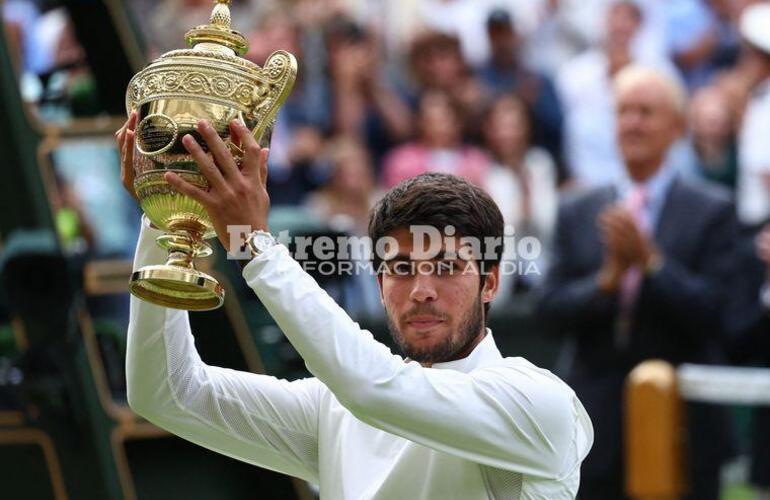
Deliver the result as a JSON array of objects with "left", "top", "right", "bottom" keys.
[{"left": 118, "top": 116, "right": 593, "bottom": 499}]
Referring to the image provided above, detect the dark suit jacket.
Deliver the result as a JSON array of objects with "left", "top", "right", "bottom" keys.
[
  {"left": 538, "top": 176, "right": 737, "bottom": 489},
  {"left": 725, "top": 223, "right": 770, "bottom": 487},
  {"left": 725, "top": 224, "right": 770, "bottom": 362}
]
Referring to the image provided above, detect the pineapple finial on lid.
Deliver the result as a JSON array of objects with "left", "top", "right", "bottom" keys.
[
  {"left": 185, "top": 0, "right": 248, "bottom": 55},
  {"left": 210, "top": 0, "right": 232, "bottom": 29}
]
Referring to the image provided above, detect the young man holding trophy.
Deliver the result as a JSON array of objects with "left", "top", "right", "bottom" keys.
[{"left": 118, "top": 1, "right": 592, "bottom": 498}]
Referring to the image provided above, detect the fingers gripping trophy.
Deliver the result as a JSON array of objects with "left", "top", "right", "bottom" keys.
[{"left": 124, "top": 0, "right": 297, "bottom": 311}]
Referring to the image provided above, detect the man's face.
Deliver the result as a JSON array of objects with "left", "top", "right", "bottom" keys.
[
  {"left": 377, "top": 228, "right": 498, "bottom": 364},
  {"left": 488, "top": 25, "right": 517, "bottom": 61},
  {"left": 485, "top": 98, "right": 529, "bottom": 156},
  {"left": 423, "top": 46, "right": 465, "bottom": 88},
  {"left": 606, "top": 3, "right": 641, "bottom": 50},
  {"left": 419, "top": 93, "right": 461, "bottom": 147},
  {"left": 616, "top": 78, "right": 683, "bottom": 180}
]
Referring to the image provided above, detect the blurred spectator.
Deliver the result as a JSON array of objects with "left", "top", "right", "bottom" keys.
[
  {"left": 736, "top": 3, "right": 770, "bottom": 226},
  {"left": 479, "top": 8, "right": 564, "bottom": 168},
  {"left": 416, "top": 0, "right": 494, "bottom": 67},
  {"left": 305, "top": 137, "right": 380, "bottom": 236},
  {"left": 667, "top": 0, "right": 741, "bottom": 90},
  {"left": 539, "top": 66, "right": 737, "bottom": 500},
  {"left": 327, "top": 17, "right": 413, "bottom": 167},
  {"left": 482, "top": 94, "right": 557, "bottom": 299},
  {"left": 713, "top": 61, "right": 754, "bottom": 127},
  {"left": 709, "top": 1, "right": 770, "bottom": 135},
  {"left": 523, "top": 0, "right": 611, "bottom": 77},
  {"left": 304, "top": 137, "right": 383, "bottom": 319},
  {"left": 725, "top": 221, "right": 770, "bottom": 498},
  {"left": 249, "top": 6, "right": 330, "bottom": 205},
  {"left": 405, "top": 32, "right": 486, "bottom": 130},
  {"left": 34, "top": 7, "right": 98, "bottom": 120},
  {"left": 3, "top": 0, "right": 41, "bottom": 73},
  {"left": 688, "top": 86, "right": 738, "bottom": 188},
  {"left": 148, "top": 0, "right": 254, "bottom": 57},
  {"left": 2, "top": 0, "right": 71, "bottom": 77},
  {"left": 53, "top": 141, "right": 140, "bottom": 258},
  {"left": 412, "top": 0, "right": 602, "bottom": 69},
  {"left": 362, "top": 0, "right": 424, "bottom": 64},
  {"left": 557, "top": 0, "right": 676, "bottom": 187},
  {"left": 266, "top": 122, "right": 328, "bottom": 206},
  {"left": 51, "top": 170, "right": 94, "bottom": 256},
  {"left": 381, "top": 90, "right": 490, "bottom": 188},
  {"left": 246, "top": 3, "right": 302, "bottom": 65}
]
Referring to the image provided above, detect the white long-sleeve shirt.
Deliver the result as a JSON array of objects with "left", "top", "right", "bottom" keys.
[{"left": 126, "top": 221, "right": 593, "bottom": 499}]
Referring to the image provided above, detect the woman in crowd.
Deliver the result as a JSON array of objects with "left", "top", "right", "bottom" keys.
[
  {"left": 305, "top": 136, "right": 380, "bottom": 236},
  {"left": 381, "top": 90, "right": 490, "bottom": 188},
  {"left": 482, "top": 94, "right": 558, "bottom": 299}
]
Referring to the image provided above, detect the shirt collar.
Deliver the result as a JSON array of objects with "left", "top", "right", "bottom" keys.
[
  {"left": 429, "top": 329, "right": 503, "bottom": 373},
  {"left": 616, "top": 161, "right": 676, "bottom": 203}
]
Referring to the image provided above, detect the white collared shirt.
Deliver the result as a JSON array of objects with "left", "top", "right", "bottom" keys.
[
  {"left": 615, "top": 162, "right": 678, "bottom": 233},
  {"left": 126, "top": 222, "right": 593, "bottom": 499}
]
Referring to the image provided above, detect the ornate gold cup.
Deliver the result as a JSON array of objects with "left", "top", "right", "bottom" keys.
[{"left": 125, "top": 0, "right": 297, "bottom": 310}]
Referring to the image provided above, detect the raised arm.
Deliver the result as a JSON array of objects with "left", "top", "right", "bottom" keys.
[
  {"left": 125, "top": 219, "right": 322, "bottom": 482},
  {"left": 242, "top": 244, "right": 593, "bottom": 480}
]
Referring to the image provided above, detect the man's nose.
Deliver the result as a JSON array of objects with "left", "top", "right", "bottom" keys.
[
  {"left": 409, "top": 273, "right": 438, "bottom": 302},
  {"left": 621, "top": 110, "right": 643, "bottom": 130}
]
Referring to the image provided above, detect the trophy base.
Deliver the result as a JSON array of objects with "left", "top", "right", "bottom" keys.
[{"left": 129, "top": 265, "right": 225, "bottom": 311}]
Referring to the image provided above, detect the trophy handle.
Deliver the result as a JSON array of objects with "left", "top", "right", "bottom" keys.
[{"left": 251, "top": 50, "right": 298, "bottom": 145}]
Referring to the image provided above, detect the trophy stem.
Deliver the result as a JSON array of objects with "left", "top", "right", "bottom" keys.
[
  {"left": 158, "top": 232, "right": 212, "bottom": 269},
  {"left": 128, "top": 231, "right": 224, "bottom": 311},
  {"left": 167, "top": 251, "right": 194, "bottom": 269}
]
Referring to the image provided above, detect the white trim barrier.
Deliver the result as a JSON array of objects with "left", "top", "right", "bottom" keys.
[{"left": 678, "top": 364, "right": 770, "bottom": 406}]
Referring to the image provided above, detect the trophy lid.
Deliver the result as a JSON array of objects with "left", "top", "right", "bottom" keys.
[{"left": 184, "top": 0, "right": 248, "bottom": 56}]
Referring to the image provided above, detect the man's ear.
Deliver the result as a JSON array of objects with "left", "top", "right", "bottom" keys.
[{"left": 481, "top": 264, "right": 500, "bottom": 304}]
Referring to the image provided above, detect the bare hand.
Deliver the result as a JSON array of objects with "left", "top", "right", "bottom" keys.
[
  {"left": 596, "top": 250, "right": 628, "bottom": 294},
  {"left": 599, "top": 206, "right": 658, "bottom": 268},
  {"left": 115, "top": 111, "right": 138, "bottom": 201},
  {"left": 164, "top": 119, "right": 271, "bottom": 253}
]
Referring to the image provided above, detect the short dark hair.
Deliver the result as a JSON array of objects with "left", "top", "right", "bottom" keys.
[
  {"left": 409, "top": 32, "right": 463, "bottom": 66},
  {"left": 487, "top": 8, "right": 514, "bottom": 31},
  {"left": 368, "top": 173, "right": 505, "bottom": 315}
]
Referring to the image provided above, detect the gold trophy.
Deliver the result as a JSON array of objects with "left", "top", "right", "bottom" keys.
[{"left": 126, "top": 0, "right": 297, "bottom": 310}]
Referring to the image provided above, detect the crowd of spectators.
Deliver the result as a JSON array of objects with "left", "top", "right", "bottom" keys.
[{"left": 5, "top": 0, "right": 770, "bottom": 498}]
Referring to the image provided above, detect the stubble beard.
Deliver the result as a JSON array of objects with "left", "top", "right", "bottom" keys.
[{"left": 387, "top": 293, "right": 484, "bottom": 364}]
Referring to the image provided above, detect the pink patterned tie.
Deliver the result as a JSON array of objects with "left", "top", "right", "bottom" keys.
[{"left": 617, "top": 185, "right": 649, "bottom": 347}]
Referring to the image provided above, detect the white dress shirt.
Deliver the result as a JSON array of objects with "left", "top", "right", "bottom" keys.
[
  {"left": 557, "top": 50, "right": 628, "bottom": 186},
  {"left": 126, "top": 221, "right": 593, "bottom": 499}
]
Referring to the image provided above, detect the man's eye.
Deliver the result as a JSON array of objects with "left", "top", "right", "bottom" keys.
[
  {"left": 437, "top": 260, "right": 459, "bottom": 272},
  {"left": 384, "top": 261, "right": 412, "bottom": 275}
]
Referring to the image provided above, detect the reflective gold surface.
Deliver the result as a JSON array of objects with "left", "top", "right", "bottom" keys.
[
  {"left": 129, "top": 265, "right": 225, "bottom": 311},
  {"left": 126, "top": 0, "right": 297, "bottom": 310}
]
